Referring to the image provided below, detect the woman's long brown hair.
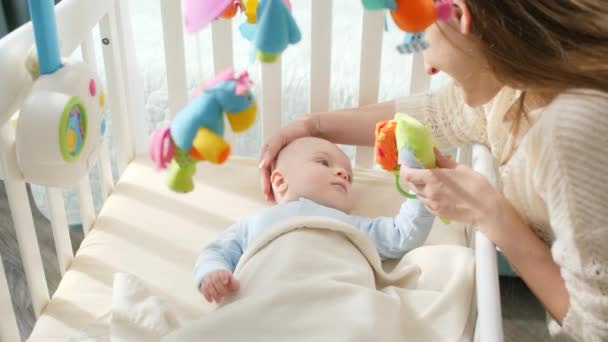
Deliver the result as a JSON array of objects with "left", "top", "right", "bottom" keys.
[
  {"left": 468, "top": 0, "right": 608, "bottom": 94},
  {"left": 463, "top": 0, "right": 607, "bottom": 162}
]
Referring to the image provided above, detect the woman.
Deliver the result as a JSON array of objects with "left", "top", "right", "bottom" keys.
[{"left": 258, "top": 0, "right": 607, "bottom": 340}]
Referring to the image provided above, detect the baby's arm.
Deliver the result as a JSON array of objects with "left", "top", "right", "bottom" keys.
[
  {"left": 351, "top": 200, "right": 434, "bottom": 259},
  {"left": 193, "top": 222, "right": 245, "bottom": 302}
]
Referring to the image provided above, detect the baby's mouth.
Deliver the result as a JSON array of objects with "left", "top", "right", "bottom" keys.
[{"left": 331, "top": 182, "right": 347, "bottom": 192}]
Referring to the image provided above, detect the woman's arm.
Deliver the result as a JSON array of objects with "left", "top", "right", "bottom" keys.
[
  {"left": 481, "top": 197, "right": 570, "bottom": 321},
  {"left": 310, "top": 101, "right": 395, "bottom": 146},
  {"left": 313, "top": 81, "right": 491, "bottom": 149}
]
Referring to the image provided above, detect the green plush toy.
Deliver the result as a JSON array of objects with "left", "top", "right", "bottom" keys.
[{"left": 375, "top": 112, "right": 450, "bottom": 224}]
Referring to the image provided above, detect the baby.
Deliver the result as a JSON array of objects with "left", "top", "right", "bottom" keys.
[{"left": 194, "top": 137, "right": 435, "bottom": 303}]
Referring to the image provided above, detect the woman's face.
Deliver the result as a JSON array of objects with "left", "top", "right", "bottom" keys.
[{"left": 421, "top": 0, "right": 503, "bottom": 107}]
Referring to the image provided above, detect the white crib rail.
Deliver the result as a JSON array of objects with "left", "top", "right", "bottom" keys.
[
  {"left": 471, "top": 144, "right": 504, "bottom": 342},
  {"left": 161, "top": 0, "right": 188, "bottom": 120},
  {"left": 458, "top": 144, "right": 504, "bottom": 341},
  {"left": 212, "top": 20, "right": 237, "bottom": 146},
  {"left": 46, "top": 187, "right": 73, "bottom": 275},
  {"left": 261, "top": 60, "right": 283, "bottom": 143},
  {"left": 99, "top": 3, "right": 135, "bottom": 174},
  {"left": 355, "top": 10, "right": 384, "bottom": 169},
  {"left": 0, "top": 122, "right": 49, "bottom": 319},
  {"left": 309, "top": 0, "right": 332, "bottom": 113}
]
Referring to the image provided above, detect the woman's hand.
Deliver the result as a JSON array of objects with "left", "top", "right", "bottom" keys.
[
  {"left": 400, "top": 148, "right": 505, "bottom": 241},
  {"left": 258, "top": 115, "right": 318, "bottom": 203}
]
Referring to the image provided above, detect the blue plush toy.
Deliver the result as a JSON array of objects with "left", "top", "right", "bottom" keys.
[
  {"left": 183, "top": 0, "right": 301, "bottom": 63},
  {"left": 149, "top": 69, "right": 257, "bottom": 193}
]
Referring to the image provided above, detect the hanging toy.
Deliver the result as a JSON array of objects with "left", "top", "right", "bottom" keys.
[
  {"left": 15, "top": 0, "right": 104, "bottom": 187},
  {"left": 361, "top": 0, "right": 453, "bottom": 54},
  {"left": 375, "top": 113, "right": 450, "bottom": 224},
  {"left": 395, "top": 32, "right": 429, "bottom": 54},
  {"left": 239, "top": 0, "right": 301, "bottom": 63},
  {"left": 148, "top": 69, "right": 257, "bottom": 193},
  {"left": 183, "top": 0, "right": 300, "bottom": 63},
  {"left": 183, "top": 0, "right": 241, "bottom": 32}
]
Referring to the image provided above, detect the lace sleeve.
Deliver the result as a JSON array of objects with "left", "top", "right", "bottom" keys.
[{"left": 395, "top": 82, "right": 488, "bottom": 149}]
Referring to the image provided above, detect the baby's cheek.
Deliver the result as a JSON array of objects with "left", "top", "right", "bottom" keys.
[{"left": 306, "top": 170, "right": 328, "bottom": 185}]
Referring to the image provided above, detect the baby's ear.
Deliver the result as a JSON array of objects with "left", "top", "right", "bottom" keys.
[{"left": 270, "top": 169, "right": 288, "bottom": 198}]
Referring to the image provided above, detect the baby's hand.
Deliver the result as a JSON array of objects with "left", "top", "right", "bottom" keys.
[{"left": 200, "top": 269, "right": 240, "bottom": 303}]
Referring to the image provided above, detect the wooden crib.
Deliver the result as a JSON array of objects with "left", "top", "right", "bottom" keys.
[{"left": 0, "top": 0, "right": 503, "bottom": 340}]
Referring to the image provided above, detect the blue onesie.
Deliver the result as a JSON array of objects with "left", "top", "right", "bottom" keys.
[{"left": 193, "top": 197, "right": 434, "bottom": 287}]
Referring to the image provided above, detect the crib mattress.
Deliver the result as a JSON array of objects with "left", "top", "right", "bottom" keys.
[{"left": 27, "top": 156, "right": 469, "bottom": 341}]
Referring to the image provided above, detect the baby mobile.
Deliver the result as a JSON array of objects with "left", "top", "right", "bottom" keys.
[
  {"left": 184, "top": 0, "right": 302, "bottom": 63},
  {"left": 149, "top": 0, "right": 301, "bottom": 192},
  {"left": 150, "top": 0, "right": 451, "bottom": 193}
]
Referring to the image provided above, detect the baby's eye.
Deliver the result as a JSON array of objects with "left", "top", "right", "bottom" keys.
[{"left": 317, "top": 159, "right": 330, "bottom": 167}]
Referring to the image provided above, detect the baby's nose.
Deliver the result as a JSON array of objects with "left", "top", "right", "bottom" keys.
[{"left": 335, "top": 169, "right": 348, "bottom": 180}]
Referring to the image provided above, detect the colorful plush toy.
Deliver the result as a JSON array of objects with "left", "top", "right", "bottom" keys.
[
  {"left": 375, "top": 112, "right": 450, "bottom": 224},
  {"left": 148, "top": 69, "right": 257, "bottom": 193},
  {"left": 361, "top": 0, "right": 453, "bottom": 54},
  {"left": 183, "top": 0, "right": 300, "bottom": 63},
  {"left": 239, "top": 0, "right": 301, "bottom": 63}
]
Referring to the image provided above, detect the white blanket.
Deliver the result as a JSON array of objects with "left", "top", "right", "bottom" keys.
[{"left": 110, "top": 217, "right": 475, "bottom": 342}]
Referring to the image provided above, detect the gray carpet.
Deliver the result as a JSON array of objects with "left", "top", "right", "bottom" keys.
[{"left": 0, "top": 180, "right": 550, "bottom": 341}]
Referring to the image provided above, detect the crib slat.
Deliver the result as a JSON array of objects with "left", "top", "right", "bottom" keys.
[
  {"left": 354, "top": 10, "right": 384, "bottom": 168},
  {"left": 99, "top": 137, "right": 114, "bottom": 199},
  {"left": 309, "top": 0, "right": 332, "bottom": 113},
  {"left": 78, "top": 176, "right": 96, "bottom": 235},
  {"left": 406, "top": 53, "right": 430, "bottom": 94},
  {"left": 160, "top": 0, "right": 188, "bottom": 119},
  {"left": 81, "top": 32, "right": 98, "bottom": 69},
  {"left": 0, "top": 123, "right": 49, "bottom": 318},
  {"left": 0, "top": 251, "right": 21, "bottom": 342},
  {"left": 46, "top": 187, "right": 74, "bottom": 275},
  {"left": 261, "top": 59, "right": 283, "bottom": 144},
  {"left": 82, "top": 32, "right": 116, "bottom": 200},
  {"left": 3, "top": 179, "right": 50, "bottom": 317},
  {"left": 99, "top": 11, "right": 132, "bottom": 175},
  {"left": 4, "top": 179, "right": 49, "bottom": 317},
  {"left": 211, "top": 20, "right": 236, "bottom": 147}
]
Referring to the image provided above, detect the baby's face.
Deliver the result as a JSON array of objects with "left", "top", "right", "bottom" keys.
[{"left": 273, "top": 137, "right": 355, "bottom": 213}]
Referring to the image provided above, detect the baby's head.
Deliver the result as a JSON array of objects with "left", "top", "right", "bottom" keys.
[{"left": 270, "top": 137, "right": 354, "bottom": 213}]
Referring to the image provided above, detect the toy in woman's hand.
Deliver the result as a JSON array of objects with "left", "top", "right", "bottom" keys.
[
  {"left": 375, "top": 112, "right": 450, "bottom": 224},
  {"left": 361, "top": 0, "right": 453, "bottom": 54},
  {"left": 15, "top": 0, "right": 105, "bottom": 187},
  {"left": 148, "top": 69, "right": 257, "bottom": 193},
  {"left": 183, "top": 0, "right": 300, "bottom": 63}
]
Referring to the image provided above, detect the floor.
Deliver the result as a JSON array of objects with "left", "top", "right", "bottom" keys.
[{"left": 0, "top": 180, "right": 551, "bottom": 341}]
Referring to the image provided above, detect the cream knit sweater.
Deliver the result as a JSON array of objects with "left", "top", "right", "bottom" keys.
[{"left": 396, "top": 83, "right": 608, "bottom": 341}]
